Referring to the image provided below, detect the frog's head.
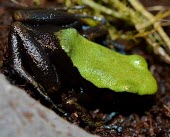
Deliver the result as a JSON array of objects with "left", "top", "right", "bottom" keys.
[{"left": 56, "top": 28, "right": 158, "bottom": 95}]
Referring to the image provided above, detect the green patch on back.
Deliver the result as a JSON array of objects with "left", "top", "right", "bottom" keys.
[{"left": 55, "top": 28, "right": 157, "bottom": 95}]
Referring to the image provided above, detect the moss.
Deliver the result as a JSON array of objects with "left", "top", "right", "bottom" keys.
[{"left": 55, "top": 28, "right": 158, "bottom": 95}]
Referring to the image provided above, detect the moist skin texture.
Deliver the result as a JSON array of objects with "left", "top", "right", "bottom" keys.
[{"left": 55, "top": 28, "right": 158, "bottom": 95}]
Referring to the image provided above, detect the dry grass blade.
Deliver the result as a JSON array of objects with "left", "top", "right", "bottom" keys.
[
  {"left": 10, "top": 0, "right": 28, "bottom": 7},
  {"left": 66, "top": 0, "right": 170, "bottom": 64},
  {"left": 129, "top": 0, "right": 170, "bottom": 63}
]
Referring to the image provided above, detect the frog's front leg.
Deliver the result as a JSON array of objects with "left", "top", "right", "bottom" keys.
[
  {"left": 63, "top": 98, "right": 103, "bottom": 127},
  {"left": 9, "top": 22, "right": 60, "bottom": 94}
]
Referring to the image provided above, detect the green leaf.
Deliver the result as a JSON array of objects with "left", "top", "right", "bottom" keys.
[{"left": 55, "top": 28, "right": 158, "bottom": 95}]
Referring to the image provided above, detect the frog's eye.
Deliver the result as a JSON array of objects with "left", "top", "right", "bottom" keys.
[
  {"left": 55, "top": 28, "right": 158, "bottom": 95},
  {"left": 129, "top": 55, "right": 148, "bottom": 70}
]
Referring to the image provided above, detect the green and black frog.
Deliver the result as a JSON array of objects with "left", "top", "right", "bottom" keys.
[{"left": 8, "top": 9, "right": 158, "bottom": 127}]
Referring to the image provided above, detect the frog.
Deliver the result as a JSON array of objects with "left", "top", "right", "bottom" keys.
[{"left": 8, "top": 9, "right": 158, "bottom": 127}]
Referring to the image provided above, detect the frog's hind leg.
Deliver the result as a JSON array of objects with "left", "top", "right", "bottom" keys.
[
  {"left": 9, "top": 22, "right": 60, "bottom": 93},
  {"left": 8, "top": 22, "right": 64, "bottom": 113},
  {"left": 13, "top": 9, "right": 81, "bottom": 28},
  {"left": 9, "top": 22, "right": 43, "bottom": 93}
]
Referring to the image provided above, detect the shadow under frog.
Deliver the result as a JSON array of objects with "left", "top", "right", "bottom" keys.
[
  {"left": 77, "top": 79, "right": 156, "bottom": 114},
  {"left": 8, "top": 9, "right": 158, "bottom": 127}
]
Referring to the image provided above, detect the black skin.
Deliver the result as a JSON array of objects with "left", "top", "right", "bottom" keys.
[
  {"left": 8, "top": 9, "right": 152, "bottom": 129},
  {"left": 10, "top": 9, "right": 83, "bottom": 93},
  {"left": 9, "top": 9, "right": 109, "bottom": 127}
]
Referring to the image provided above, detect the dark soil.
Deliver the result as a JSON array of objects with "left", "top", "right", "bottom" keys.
[{"left": 0, "top": 0, "right": 170, "bottom": 137}]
